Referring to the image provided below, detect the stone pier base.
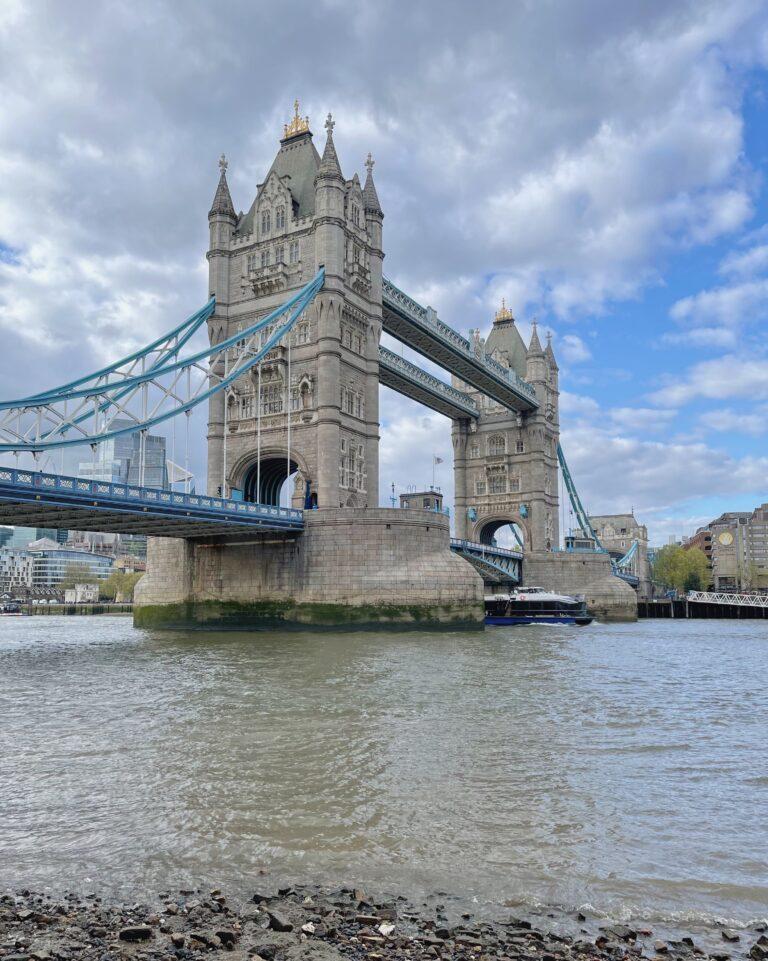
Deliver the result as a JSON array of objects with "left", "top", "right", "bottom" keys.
[
  {"left": 522, "top": 550, "right": 638, "bottom": 621},
  {"left": 134, "top": 508, "right": 484, "bottom": 631}
]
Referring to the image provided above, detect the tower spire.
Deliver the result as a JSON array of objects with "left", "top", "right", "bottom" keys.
[
  {"left": 208, "top": 154, "right": 236, "bottom": 220},
  {"left": 318, "top": 112, "right": 343, "bottom": 178},
  {"left": 545, "top": 330, "right": 558, "bottom": 370},
  {"left": 528, "top": 319, "right": 543, "bottom": 354},
  {"left": 363, "top": 152, "right": 383, "bottom": 216}
]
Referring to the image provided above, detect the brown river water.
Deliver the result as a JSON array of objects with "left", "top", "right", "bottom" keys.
[{"left": 1, "top": 616, "right": 766, "bottom": 938}]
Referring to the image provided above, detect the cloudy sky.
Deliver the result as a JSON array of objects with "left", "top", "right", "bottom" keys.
[{"left": 1, "top": 0, "right": 767, "bottom": 543}]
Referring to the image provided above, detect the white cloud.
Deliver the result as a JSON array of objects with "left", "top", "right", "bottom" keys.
[
  {"left": 559, "top": 334, "right": 592, "bottom": 363},
  {"left": 650, "top": 354, "right": 768, "bottom": 405},
  {"left": 699, "top": 406, "right": 768, "bottom": 435},
  {"left": 560, "top": 421, "right": 768, "bottom": 541},
  {"left": 719, "top": 242, "right": 768, "bottom": 277},
  {"left": 609, "top": 407, "right": 676, "bottom": 432},
  {"left": 560, "top": 391, "right": 600, "bottom": 418},
  {"left": 668, "top": 276, "right": 768, "bottom": 338}
]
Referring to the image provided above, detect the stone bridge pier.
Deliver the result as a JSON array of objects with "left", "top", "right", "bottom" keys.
[{"left": 134, "top": 508, "right": 484, "bottom": 630}]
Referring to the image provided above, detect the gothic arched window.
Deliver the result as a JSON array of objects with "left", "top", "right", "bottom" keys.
[
  {"left": 261, "top": 210, "right": 271, "bottom": 235},
  {"left": 488, "top": 434, "right": 506, "bottom": 456},
  {"left": 275, "top": 206, "right": 285, "bottom": 230}
]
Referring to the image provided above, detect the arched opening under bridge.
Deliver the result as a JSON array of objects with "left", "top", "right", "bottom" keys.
[
  {"left": 243, "top": 456, "right": 301, "bottom": 507},
  {"left": 478, "top": 518, "right": 526, "bottom": 551}
]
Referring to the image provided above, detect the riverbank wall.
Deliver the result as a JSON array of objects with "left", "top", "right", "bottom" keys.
[
  {"left": 17, "top": 603, "right": 133, "bottom": 616},
  {"left": 640, "top": 599, "right": 768, "bottom": 618}
]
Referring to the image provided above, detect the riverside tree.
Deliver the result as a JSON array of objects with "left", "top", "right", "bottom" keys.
[
  {"left": 100, "top": 571, "right": 144, "bottom": 602},
  {"left": 652, "top": 545, "right": 710, "bottom": 592},
  {"left": 59, "top": 562, "right": 99, "bottom": 591}
]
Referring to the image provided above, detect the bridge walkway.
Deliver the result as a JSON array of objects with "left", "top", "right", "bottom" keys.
[{"left": 382, "top": 278, "right": 539, "bottom": 414}]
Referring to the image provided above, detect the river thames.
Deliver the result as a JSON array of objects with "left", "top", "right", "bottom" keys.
[{"left": 1, "top": 616, "right": 766, "bottom": 937}]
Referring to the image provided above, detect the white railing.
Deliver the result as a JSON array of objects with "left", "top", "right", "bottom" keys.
[{"left": 687, "top": 590, "right": 768, "bottom": 608}]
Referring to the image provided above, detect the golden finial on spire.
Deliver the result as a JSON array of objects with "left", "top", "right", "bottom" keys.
[
  {"left": 282, "top": 99, "right": 311, "bottom": 140},
  {"left": 495, "top": 297, "right": 514, "bottom": 322}
]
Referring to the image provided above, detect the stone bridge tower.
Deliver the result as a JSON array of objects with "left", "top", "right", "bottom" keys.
[
  {"left": 206, "top": 102, "right": 383, "bottom": 508},
  {"left": 452, "top": 304, "right": 560, "bottom": 552}
]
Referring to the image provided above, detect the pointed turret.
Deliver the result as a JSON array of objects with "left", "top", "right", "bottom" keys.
[
  {"left": 318, "top": 113, "right": 343, "bottom": 179},
  {"left": 208, "top": 154, "right": 236, "bottom": 221},
  {"left": 486, "top": 298, "right": 527, "bottom": 379},
  {"left": 362, "top": 152, "right": 383, "bottom": 217},
  {"left": 314, "top": 111, "right": 346, "bottom": 277},
  {"left": 545, "top": 331, "right": 558, "bottom": 370},
  {"left": 528, "top": 320, "right": 543, "bottom": 354}
]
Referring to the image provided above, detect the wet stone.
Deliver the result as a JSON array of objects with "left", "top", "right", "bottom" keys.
[
  {"left": 268, "top": 911, "right": 294, "bottom": 933},
  {"left": 118, "top": 926, "right": 153, "bottom": 942}
]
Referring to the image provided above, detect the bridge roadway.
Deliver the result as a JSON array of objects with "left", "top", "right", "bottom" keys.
[
  {"left": 382, "top": 278, "right": 539, "bottom": 414},
  {"left": 0, "top": 467, "right": 303, "bottom": 539},
  {"left": 0, "top": 467, "right": 523, "bottom": 583}
]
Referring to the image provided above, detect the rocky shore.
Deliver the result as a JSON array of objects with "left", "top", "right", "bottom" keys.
[{"left": 1, "top": 885, "right": 766, "bottom": 961}]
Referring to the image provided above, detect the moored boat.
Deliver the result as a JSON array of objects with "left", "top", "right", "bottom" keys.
[
  {"left": 485, "top": 587, "right": 593, "bottom": 626},
  {"left": 0, "top": 603, "right": 26, "bottom": 616}
]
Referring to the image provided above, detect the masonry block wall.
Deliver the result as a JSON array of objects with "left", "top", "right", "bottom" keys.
[
  {"left": 134, "top": 509, "right": 484, "bottom": 629},
  {"left": 522, "top": 551, "right": 637, "bottom": 621}
]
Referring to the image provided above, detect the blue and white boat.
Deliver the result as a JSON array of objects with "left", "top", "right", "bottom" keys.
[{"left": 485, "top": 587, "right": 593, "bottom": 626}]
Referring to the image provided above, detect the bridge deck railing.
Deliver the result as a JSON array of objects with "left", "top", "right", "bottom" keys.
[
  {"left": 687, "top": 590, "right": 768, "bottom": 608},
  {"left": 378, "top": 346, "right": 479, "bottom": 417},
  {"left": 0, "top": 467, "right": 303, "bottom": 524},
  {"left": 450, "top": 538, "right": 524, "bottom": 561},
  {"left": 383, "top": 278, "right": 538, "bottom": 403}
]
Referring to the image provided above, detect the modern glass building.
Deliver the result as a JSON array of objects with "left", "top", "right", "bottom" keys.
[
  {"left": 5, "top": 527, "right": 61, "bottom": 549},
  {"left": 77, "top": 418, "right": 168, "bottom": 489},
  {"left": 27, "top": 545, "right": 114, "bottom": 587}
]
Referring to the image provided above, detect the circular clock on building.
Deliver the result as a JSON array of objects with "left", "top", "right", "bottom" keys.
[{"left": 718, "top": 531, "right": 734, "bottom": 546}]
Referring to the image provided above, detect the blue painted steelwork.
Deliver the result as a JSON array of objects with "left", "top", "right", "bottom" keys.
[
  {"left": 0, "top": 270, "right": 324, "bottom": 452},
  {"left": 555, "top": 442, "right": 640, "bottom": 586},
  {"left": 0, "top": 467, "right": 303, "bottom": 536},
  {"left": 450, "top": 537, "right": 522, "bottom": 584},
  {"left": 19, "top": 299, "right": 216, "bottom": 404},
  {"left": 382, "top": 278, "right": 538, "bottom": 413},
  {"left": 556, "top": 443, "right": 603, "bottom": 549},
  {"left": 615, "top": 571, "right": 640, "bottom": 586},
  {"left": 615, "top": 539, "right": 638, "bottom": 569}
]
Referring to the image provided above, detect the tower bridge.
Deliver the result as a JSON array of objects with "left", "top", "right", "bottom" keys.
[{"left": 0, "top": 103, "right": 637, "bottom": 627}]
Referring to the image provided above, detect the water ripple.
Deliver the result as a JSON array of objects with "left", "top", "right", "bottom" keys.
[{"left": 1, "top": 616, "right": 767, "bottom": 924}]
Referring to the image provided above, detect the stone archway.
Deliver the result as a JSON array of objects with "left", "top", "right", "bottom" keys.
[
  {"left": 231, "top": 448, "right": 312, "bottom": 508},
  {"left": 474, "top": 514, "right": 529, "bottom": 551},
  {"left": 243, "top": 457, "right": 300, "bottom": 505}
]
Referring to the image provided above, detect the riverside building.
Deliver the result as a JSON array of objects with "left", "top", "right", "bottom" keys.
[{"left": 706, "top": 503, "right": 768, "bottom": 590}]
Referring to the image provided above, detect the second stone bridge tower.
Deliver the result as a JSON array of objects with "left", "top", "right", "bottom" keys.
[
  {"left": 206, "top": 103, "right": 383, "bottom": 509},
  {"left": 452, "top": 304, "right": 561, "bottom": 553}
]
